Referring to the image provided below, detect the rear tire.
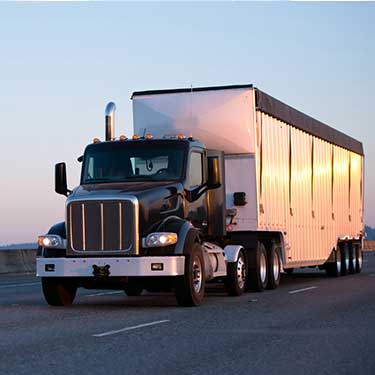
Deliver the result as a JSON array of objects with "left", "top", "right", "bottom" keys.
[
  {"left": 246, "top": 242, "right": 268, "bottom": 292},
  {"left": 175, "top": 243, "right": 205, "bottom": 306},
  {"left": 326, "top": 248, "right": 341, "bottom": 277},
  {"left": 326, "top": 247, "right": 341, "bottom": 277},
  {"left": 348, "top": 243, "right": 357, "bottom": 274},
  {"left": 225, "top": 250, "right": 247, "bottom": 296},
  {"left": 355, "top": 244, "right": 363, "bottom": 273},
  {"left": 340, "top": 243, "right": 349, "bottom": 276},
  {"left": 42, "top": 277, "right": 77, "bottom": 306},
  {"left": 267, "top": 244, "right": 281, "bottom": 290}
]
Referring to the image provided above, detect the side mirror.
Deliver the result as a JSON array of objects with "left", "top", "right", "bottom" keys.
[
  {"left": 207, "top": 156, "right": 221, "bottom": 189},
  {"left": 55, "top": 162, "right": 69, "bottom": 196}
]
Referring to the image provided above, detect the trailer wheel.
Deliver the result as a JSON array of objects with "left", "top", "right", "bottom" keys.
[
  {"left": 348, "top": 243, "right": 357, "bottom": 274},
  {"left": 246, "top": 242, "right": 268, "bottom": 292},
  {"left": 175, "top": 243, "right": 205, "bottom": 306},
  {"left": 42, "top": 277, "right": 77, "bottom": 306},
  {"left": 326, "top": 248, "right": 341, "bottom": 277},
  {"left": 355, "top": 244, "right": 363, "bottom": 273},
  {"left": 267, "top": 245, "right": 281, "bottom": 289},
  {"left": 340, "top": 243, "right": 349, "bottom": 276},
  {"left": 225, "top": 250, "right": 246, "bottom": 296}
]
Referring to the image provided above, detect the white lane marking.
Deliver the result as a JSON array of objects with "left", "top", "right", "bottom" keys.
[
  {"left": 288, "top": 286, "right": 317, "bottom": 294},
  {"left": 93, "top": 320, "right": 170, "bottom": 338},
  {"left": 86, "top": 291, "right": 123, "bottom": 297},
  {"left": 0, "top": 282, "right": 40, "bottom": 289}
]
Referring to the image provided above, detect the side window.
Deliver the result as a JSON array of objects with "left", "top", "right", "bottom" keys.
[{"left": 189, "top": 152, "right": 203, "bottom": 188}]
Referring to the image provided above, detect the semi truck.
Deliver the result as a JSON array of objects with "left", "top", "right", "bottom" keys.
[{"left": 37, "top": 84, "right": 364, "bottom": 307}]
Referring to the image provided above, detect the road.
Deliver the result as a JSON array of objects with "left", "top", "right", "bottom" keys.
[{"left": 1, "top": 254, "right": 375, "bottom": 375}]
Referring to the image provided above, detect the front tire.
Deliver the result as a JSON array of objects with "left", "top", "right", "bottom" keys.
[
  {"left": 225, "top": 250, "right": 247, "bottom": 296},
  {"left": 246, "top": 242, "right": 268, "bottom": 292},
  {"left": 42, "top": 277, "right": 77, "bottom": 306},
  {"left": 175, "top": 243, "right": 205, "bottom": 306}
]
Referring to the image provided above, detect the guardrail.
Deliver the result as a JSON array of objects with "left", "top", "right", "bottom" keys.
[{"left": 0, "top": 249, "right": 37, "bottom": 274}]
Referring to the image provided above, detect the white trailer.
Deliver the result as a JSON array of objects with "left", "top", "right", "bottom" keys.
[{"left": 132, "top": 84, "right": 364, "bottom": 277}]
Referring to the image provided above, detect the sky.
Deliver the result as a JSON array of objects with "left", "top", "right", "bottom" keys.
[{"left": 0, "top": 2, "right": 374, "bottom": 245}]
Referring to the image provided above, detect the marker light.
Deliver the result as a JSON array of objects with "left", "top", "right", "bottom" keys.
[
  {"left": 38, "top": 235, "right": 66, "bottom": 249},
  {"left": 93, "top": 137, "right": 100, "bottom": 143},
  {"left": 119, "top": 134, "right": 127, "bottom": 141},
  {"left": 132, "top": 134, "right": 139, "bottom": 140},
  {"left": 177, "top": 133, "right": 185, "bottom": 140},
  {"left": 143, "top": 232, "right": 178, "bottom": 248},
  {"left": 145, "top": 133, "right": 153, "bottom": 139}
]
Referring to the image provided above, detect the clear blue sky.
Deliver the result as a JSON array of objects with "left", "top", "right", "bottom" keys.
[{"left": 0, "top": 2, "right": 374, "bottom": 245}]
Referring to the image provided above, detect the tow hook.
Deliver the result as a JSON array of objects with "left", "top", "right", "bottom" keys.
[{"left": 92, "top": 264, "right": 111, "bottom": 277}]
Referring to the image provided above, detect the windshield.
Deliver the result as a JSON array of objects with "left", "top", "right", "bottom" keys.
[{"left": 81, "top": 141, "right": 187, "bottom": 184}]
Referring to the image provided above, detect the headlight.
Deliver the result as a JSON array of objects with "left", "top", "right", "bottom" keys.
[
  {"left": 37, "top": 235, "right": 66, "bottom": 249},
  {"left": 143, "top": 232, "right": 178, "bottom": 248}
]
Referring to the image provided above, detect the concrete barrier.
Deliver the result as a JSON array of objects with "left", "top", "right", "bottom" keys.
[{"left": 0, "top": 249, "right": 37, "bottom": 274}]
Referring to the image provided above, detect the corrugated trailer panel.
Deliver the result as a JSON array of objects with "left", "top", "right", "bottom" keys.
[
  {"left": 255, "top": 110, "right": 363, "bottom": 266},
  {"left": 257, "top": 112, "right": 289, "bottom": 231},
  {"left": 349, "top": 152, "right": 363, "bottom": 236}
]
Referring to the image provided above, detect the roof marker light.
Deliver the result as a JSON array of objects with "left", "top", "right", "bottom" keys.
[
  {"left": 177, "top": 133, "right": 185, "bottom": 140},
  {"left": 145, "top": 133, "right": 153, "bottom": 139},
  {"left": 119, "top": 134, "right": 127, "bottom": 141},
  {"left": 132, "top": 134, "right": 139, "bottom": 140},
  {"left": 93, "top": 137, "right": 100, "bottom": 143}
]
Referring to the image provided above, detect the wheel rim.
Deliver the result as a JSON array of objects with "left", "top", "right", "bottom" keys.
[
  {"left": 345, "top": 250, "right": 349, "bottom": 270},
  {"left": 336, "top": 251, "right": 341, "bottom": 273},
  {"left": 260, "top": 252, "right": 267, "bottom": 283},
  {"left": 237, "top": 253, "right": 246, "bottom": 290},
  {"left": 358, "top": 249, "right": 363, "bottom": 270},
  {"left": 192, "top": 256, "right": 203, "bottom": 293},
  {"left": 273, "top": 252, "right": 280, "bottom": 280},
  {"left": 352, "top": 249, "right": 357, "bottom": 270}
]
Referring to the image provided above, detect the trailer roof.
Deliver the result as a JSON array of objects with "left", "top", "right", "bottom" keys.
[{"left": 132, "top": 84, "right": 363, "bottom": 155}]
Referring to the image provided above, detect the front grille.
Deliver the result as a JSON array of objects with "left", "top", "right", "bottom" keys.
[{"left": 67, "top": 198, "right": 138, "bottom": 254}]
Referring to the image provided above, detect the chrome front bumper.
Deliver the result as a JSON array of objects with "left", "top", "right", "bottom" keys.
[{"left": 36, "top": 256, "right": 185, "bottom": 277}]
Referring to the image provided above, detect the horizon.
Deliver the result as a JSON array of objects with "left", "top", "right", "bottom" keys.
[{"left": 0, "top": 2, "right": 374, "bottom": 244}]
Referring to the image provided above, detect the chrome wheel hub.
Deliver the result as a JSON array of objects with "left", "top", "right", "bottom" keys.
[
  {"left": 192, "top": 257, "right": 203, "bottom": 293},
  {"left": 260, "top": 253, "right": 267, "bottom": 284},
  {"left": 336, "top": 251, "right": 341, "bottom": 273},
  {"left": 273, "top": 252, "right": 280, "bottom": 280}
]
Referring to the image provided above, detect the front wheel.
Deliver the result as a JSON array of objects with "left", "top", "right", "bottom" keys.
[
  {"left": 225, "top": 250, "right": 247, "bottom": 296},
  {"left": 174, "top": 243, "right": 205, "bottom": 307},
  {"left": 42, "top": 277, "right": 77, "bottom": 306}
]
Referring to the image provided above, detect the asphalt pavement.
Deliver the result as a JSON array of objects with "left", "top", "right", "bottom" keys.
[{"left": 1, "top": 254, "right": 375, "bottom": 375}]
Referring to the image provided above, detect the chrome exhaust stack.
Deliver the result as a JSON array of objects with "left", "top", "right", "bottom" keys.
[{"left": 105, "top": 102, "right": 116, "bottom": 141}]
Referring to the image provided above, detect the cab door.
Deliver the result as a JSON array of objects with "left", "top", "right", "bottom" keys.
[{"left": 184, "top": 149, "right": 208, "bottom": 233}]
